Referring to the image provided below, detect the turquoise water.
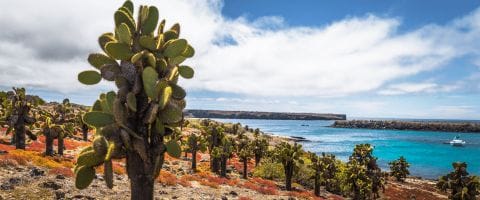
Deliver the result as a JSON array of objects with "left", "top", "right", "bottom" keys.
[{"left": 214, "top": 119, "right": 480, "bottom": 179}]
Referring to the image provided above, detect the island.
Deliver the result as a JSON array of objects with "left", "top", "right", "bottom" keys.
[
  {"left": 332, "top": 120, "right": 480, "bottom": 133},
  {"left": 184, "top": 109, "right": 346, "bottom": 120}
]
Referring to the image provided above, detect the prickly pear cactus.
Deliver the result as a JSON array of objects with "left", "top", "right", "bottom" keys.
[
  {"left": 74, "top": 1, "right": 195, "bottom": 199},
  {"left": 38, "top": 98, "right": 76, "bottom": 156},
  {"left": 2, "top": 88, "right": 43, "bottom": 149}
]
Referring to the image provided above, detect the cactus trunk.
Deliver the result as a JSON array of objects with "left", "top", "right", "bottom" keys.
[
  {"left": 14, "top": 116, "right": 26, "bottom": 149},
  {"left": 242, "top": 158, "right": 248, "bottom": 179},
  {"left": 127, "top": 151, "right": 155, "bottom": 200},
  {"left": 45, "top": 130, "right": 54, "bottom": 156},
  {"left": 58, "top": 134, "right": 64, "bottom": 155},
  {"left": 82, "top": 124, "right": 89, "bottom": 141},
  {"left": 254, "top": 154, "right": 261, "bottom": 167},
  {"left": 284, "top": 161, "right": 294, "bottom": 191},
  {"left": 191, "top": 148, "right": 197, "bottom": 171},
  {"left": 220, "top": 156, "right": 227, "bottom": 177},
  {"left": 211, "top": 157, "right": 220, "bottom": 173},
  {"left": 314, "top": 169, "right": 320, "bottom": 196}
]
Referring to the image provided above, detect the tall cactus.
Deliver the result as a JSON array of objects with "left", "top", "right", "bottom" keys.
[
  {"left": 274, "top": 142, "right": 304, "bottom": 191},
  {"left": 206, "top": 123, "right": 224, "bottom": 173},
  {"left": 308, "top": 152, "right": 322, "bottom": 196},
  {"left": 345, "top": 144, "right": 383, "bottom": 200},
  {"left": 236, "top": 138, "right": 252, "bottom": 179},
  {"left": 74, "top": 1, "right": 195, "bottom": 199},
  {"left": 185, "top": 133, "right": 206, "bottom": 171},
  {"left": 3, "top": 88, "right": 43, "bottom": 149}
]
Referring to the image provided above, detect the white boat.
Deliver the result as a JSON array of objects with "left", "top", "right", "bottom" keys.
[{"left": 449, "top": 135, "right": 466, "bottom": 146}]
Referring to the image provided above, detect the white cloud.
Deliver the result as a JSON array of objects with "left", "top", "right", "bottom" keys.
[
  {"left": 0, "top": 0, "right": 478, "bottom": 104},
  {"left": 378, "top": 82, "right": 438, "bottom": 95}
]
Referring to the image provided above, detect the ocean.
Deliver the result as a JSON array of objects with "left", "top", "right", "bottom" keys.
[{"left": 213, "top": 118, "right": 480, "bottom": 180}]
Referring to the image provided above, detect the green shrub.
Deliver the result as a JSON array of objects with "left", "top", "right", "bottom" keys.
[{"left": 253, "top": 161, "right": 285, "bottom": 180}]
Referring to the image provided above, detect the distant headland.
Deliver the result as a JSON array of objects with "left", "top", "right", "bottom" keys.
[
  {"left": 332, "top": 120, "right": 480, "bottom": 133},
  {"left": 184, "top": 109, "right": 347, "bottom": 120}
]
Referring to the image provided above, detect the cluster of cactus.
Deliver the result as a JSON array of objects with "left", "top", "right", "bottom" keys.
[
  {"left": 345, "top": 144, "right": 383, "bottom": 200},
  {"left": 37, "top": 99, "right": 76, "bottom": 156},
  {"left": 0, "top": 88, "right": 43, "bottom": 149},
  {"left": 212, "top": 137, "right": 235, "bottom": 177},
  {"left": 185, "top": 133, "right": 207, "bottom": 171},
  {"left": 388, "top": 156, "right": 410, "bottom": 182},
  {"left": 437, "top": 162, "right": 479, "bottom": 200},
  {"left": 74, "top": 1, "right": 194, "bottom": 199},
  {"left": 274, "top": 142, "right": 304, "bottom": 191}
]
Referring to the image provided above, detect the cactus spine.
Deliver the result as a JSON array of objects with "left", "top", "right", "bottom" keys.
[{"left": 74, "top": 1, "right": 195, "bottom": 199}]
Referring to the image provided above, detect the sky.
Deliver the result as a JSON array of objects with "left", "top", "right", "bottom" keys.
[{"left": 0, "top": 0, "right": 479, "bottom": 119}]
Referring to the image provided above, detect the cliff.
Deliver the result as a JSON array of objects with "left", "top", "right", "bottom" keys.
[
  {"left": 332, "top": 120, "right": 480, "bottom": 133},
  {"left": 184, "top": 109, "right": 346, "bottom": 120}
]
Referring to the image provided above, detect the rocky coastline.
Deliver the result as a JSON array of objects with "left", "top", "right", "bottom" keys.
[{"left": 331, "top": 120, "right": 480, "bottom": 133}]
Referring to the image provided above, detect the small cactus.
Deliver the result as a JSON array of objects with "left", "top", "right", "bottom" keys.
[
  {"left": 389, "top": 156, "right": 410, "bottom": 182},
  {"left": 74, "top": 1, "right": 195, "bottom": 199}
]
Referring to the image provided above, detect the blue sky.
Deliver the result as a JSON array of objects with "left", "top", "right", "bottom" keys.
[{"left": 0, "top": 0, "right": 479, "bottom": 119}]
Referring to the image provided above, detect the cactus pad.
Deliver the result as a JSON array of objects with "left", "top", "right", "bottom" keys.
[
  {"left": 178, "top": 65, "right": 194, "bottom": 79},
  {"left": 105, "top": 42, "right": 133, "bottom": 60},
  {"left": 75, "top": 166, "right": 96, "bottom": 189},
  {"left": 104, "top": 160, "right": 114, "bottom": 189},
  {"left": 142, "top": 67, "right": 159, "bottom": 100},
  {"left": 116, "top": 23, "right": 132, "bottom": 44},
  {"left": 164, "top": 39, "right": 188, "bottom": 58},
  {"left": 88, "top": 53, "right": 117, "bottom": 69},
  {"left": 141, "top": 6, "right": 159, "bottom": 34},
  {"left": 126, "top": 92, "right": 137, "bottom": 111},
  {"left": 83, "top": 111, "right": 115, "bottom": 128},
  {"left": 78, "top": 70, "right": 102, "bottom": 85},
  {"left": 165, "top": 140, "right": 181, "bottom": 158}
]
